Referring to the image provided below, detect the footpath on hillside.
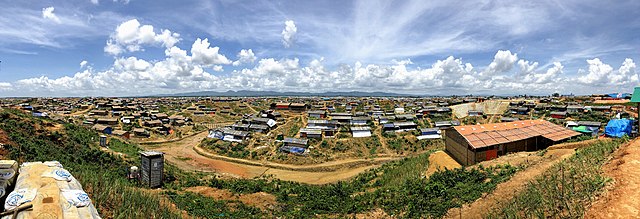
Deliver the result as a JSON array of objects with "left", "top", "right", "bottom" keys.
[
  {"left": 444, "top": 148, "right": 576, "bottom": 219},
  {"left": 585, "top": 138, "right": 640, "bottom": 218}
]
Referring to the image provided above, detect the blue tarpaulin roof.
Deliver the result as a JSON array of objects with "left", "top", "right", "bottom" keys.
[
  {"left": 280, "top": 146, "right": 306, "bottom": 154},
  {"left": 605, "top": 119, "right": 633, "bottom": 138}
]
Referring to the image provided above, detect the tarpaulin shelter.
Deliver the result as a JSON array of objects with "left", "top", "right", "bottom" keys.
[
  {"left": 605, "top": 119, "right": 632, "bottom": 138},
  {"left": 572, "top": 126, "right": 600, "bottom": 137}
]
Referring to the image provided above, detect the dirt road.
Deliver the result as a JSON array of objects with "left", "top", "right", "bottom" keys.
[
  {"left": 585, "top": 139, "right": 640, "bottom": 218},
  {"left": 445, "top": 148, "right": 576, "bottom": 219},
  {"left": 144, "top": 131, "right": 398, "bottom": 184}
]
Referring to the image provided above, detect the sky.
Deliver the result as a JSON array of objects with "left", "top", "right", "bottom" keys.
[{"left": 0, "top": 0, "right": 639, "bottom": 97}]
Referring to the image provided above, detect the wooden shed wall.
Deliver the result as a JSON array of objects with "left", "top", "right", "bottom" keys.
[{"left": 445, "top": 129, "right": 475, "bottom": 166}]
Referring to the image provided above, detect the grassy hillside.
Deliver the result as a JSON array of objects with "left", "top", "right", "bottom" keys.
[
  {"left": 0, "top": 109, "right": 519, "bottom": 218},
  {"left": 487, "top": 138, "right": 628, "bottom": 218},
  {"left": 0, "top": 109, "right": 183, "bottom": 218}
]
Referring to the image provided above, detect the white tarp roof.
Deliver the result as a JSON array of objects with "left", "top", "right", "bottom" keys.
[
  {"left": 352, "top": 130, "right": 372, "bottom": 138},
  {"left": 417, "top": 134, "right": 442, "bottom": 140},
  {"left": 267, "top": 119, "right": 277, "bottom": 127}
]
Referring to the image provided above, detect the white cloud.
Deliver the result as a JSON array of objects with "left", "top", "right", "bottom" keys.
[
  {"left": 482, "top": 50, "right": 518, "bottom": 77},
  {"left": 611, "top": 58, "right": 638, "bottom": 85},
  {"left": 104, "top": 19, "right": 180, "bottom": 55},
  {"left": 577, "top": 58, "right": 613, "bottom": 85},
  {"left": 282, "top": 20, "right": 297, "bottom": 48},
  {"left": 521, "top": 62, "right": 563, "bottom": 84},
  {"left": 190, "top": 38, "right": 231, "bottom": 66},
  {"left": 91, "top": 0, "right": 99, "bottom": 5},
  {"left": 0, "top": 47, "right": 636, "bottom": 97},
  {"left": 0, "top": 82, "right": 11, "bottom": 90},
  {"left": 232, "top": 49, "right": 257, "bottom": 66},
  {"left": 42, "top": 7, "right": 60, "bottom": 23},
  {"left": 80, "top": 60, "right": 88, "bottom": 68}
]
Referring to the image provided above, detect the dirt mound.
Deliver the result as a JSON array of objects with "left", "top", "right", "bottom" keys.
[
  {"left": 186, "top": 186, "right": 277, "bottom": 211},
  {"left": 451, "top": 100, "right": 509, "bottom": 118},
  {"left": 585, "top": 139, "right": 640, "bottom": 218},
  {"left": 425, "top": 151, "right": 461, "bottom": 177}
]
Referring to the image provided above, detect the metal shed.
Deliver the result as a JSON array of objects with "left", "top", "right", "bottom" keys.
[{"left": 140, "top": 151, "right": 164, "bottom": 188}]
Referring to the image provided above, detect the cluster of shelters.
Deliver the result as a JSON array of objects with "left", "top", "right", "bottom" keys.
[{"left": 208, "top": 111, "right": 279, "bottom": 143}]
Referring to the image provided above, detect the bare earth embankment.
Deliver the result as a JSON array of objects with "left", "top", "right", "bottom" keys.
[{"left": 585, "top": 138, "right": 640, "bottom": 218}]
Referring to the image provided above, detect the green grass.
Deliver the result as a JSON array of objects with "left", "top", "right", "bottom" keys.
[
  {"left": 107, "top": 138, "right": 140, "bottom": 159},
  {"left": 166, "top": 191, "right": 264, "bottom": 218},
  {"left": 370, "top": 151, "right": 433, "bottom": 188},
  {"left": 199, "top": 150, "right": 517, "bottom": 218},
  {"left": 0, "top": 109, "right": 182, "bottom": 218},
  {"left": 487, "top": 138, "right": 628, "bottom": 218}
]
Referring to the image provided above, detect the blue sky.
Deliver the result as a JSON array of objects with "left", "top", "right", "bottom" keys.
[{"left": 0, "top": 0, "right": 639, "bottom": 97}]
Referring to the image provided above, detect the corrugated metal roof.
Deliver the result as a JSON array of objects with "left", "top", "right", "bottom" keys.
[
  {"left": 631, "top": 87, "right": 640, "bottom": 102},
  {"left": 351, "top": 126, "right": 372, "bottom": 131},
  {"left": 284, "top": 137, "right": 309, "bottom": 145},
  {"left": 454, "top": 120, "right": 581, "bottom": 149}
]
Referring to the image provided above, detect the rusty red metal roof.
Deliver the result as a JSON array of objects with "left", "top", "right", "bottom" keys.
[{"left": 454, "top": 120, "right": 581, "bottom": 149}]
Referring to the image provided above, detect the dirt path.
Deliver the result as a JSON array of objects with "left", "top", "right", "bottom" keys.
[
  {"left": 245, "top": 103, "right": 259, "bottom": 114},
  {"left": 144, "top": 130, "right": 399, "bottom": 184},
  {"left": 67, "top": 106, "right": 93, "bottom": 116},
  {"left": 373, "top": 123, "right": 393, "bottom": 155},
  {"left": 444, "top": 148, "right": 576, "bottom": 219},
  {"left": 585, "top": 138, "right": 640, "bottom": 218}
]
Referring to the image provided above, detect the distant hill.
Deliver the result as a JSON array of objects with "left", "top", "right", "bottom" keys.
[{"left": 152, "top": 90, "right": 416, "bottom": 97}]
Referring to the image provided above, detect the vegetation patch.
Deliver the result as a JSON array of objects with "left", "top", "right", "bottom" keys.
[
  {"left": 487, "top": 138, "right": 628, "bottom": 218},
  {"left": 0, "top": 109, "right": 183, "bottom": 218},
  {"left": 200, "top": 138, "right": 250, "bottom": 159}
]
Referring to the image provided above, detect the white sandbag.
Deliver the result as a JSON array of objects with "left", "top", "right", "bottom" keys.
[
  {"left": 42, "top": 168, "right": 73, "bottom": 181},
  {"left": 5, "top": 162, "right": 102, "bottom": 219},
  {"left": 0, "top": 160, "right": 18, "bottom": 171},
  {"left": 0, "top": 160, "right": 18, "bottom": 186},
  {"left": 61, "top": 189, "right": 91, "bottom": 207},
  {"left": 0, "top": 180, "right": 8, "bottom": 198},
  {"left": 4, "top": 189, "right": 37, "bottom": 211},
  {"left": 0, "top": 169, "right": 16, "bottom": 181},
  {"left": 43, "top": 161, "right": 64, "bottom": 168}
]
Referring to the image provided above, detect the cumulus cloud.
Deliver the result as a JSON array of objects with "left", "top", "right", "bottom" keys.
[
  {"left": 42, "top": 7, "right": 60, "bottom": 23},
  {"left": 482, "top": 50, "right": 518, "bottom": 77},
  {"left": 577, "top": 58, "right": 613, "bottom": 85},
  {"left": 90, "top": 0, "right": 99, "bottom": 5},
  {"left": 190, "top": 38, "right": 231, "bottom": 66},
  {"left": 232, "top": 49, "right": 257, "bottom": 66},
  {"left": 1, "top": 43, "right": 636, "bottom": 96},
  {"left": 80, "top": 60, "right": 88, "bottom": 68},
  {"left": 282, "top": 20, "right": 297, "bottom": 48},
  {"left": 610, "top": 58, "right": 638, "bottom": 85},
  {"left": 104, "top": 19, "right": 180, "bottom": 55}
]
